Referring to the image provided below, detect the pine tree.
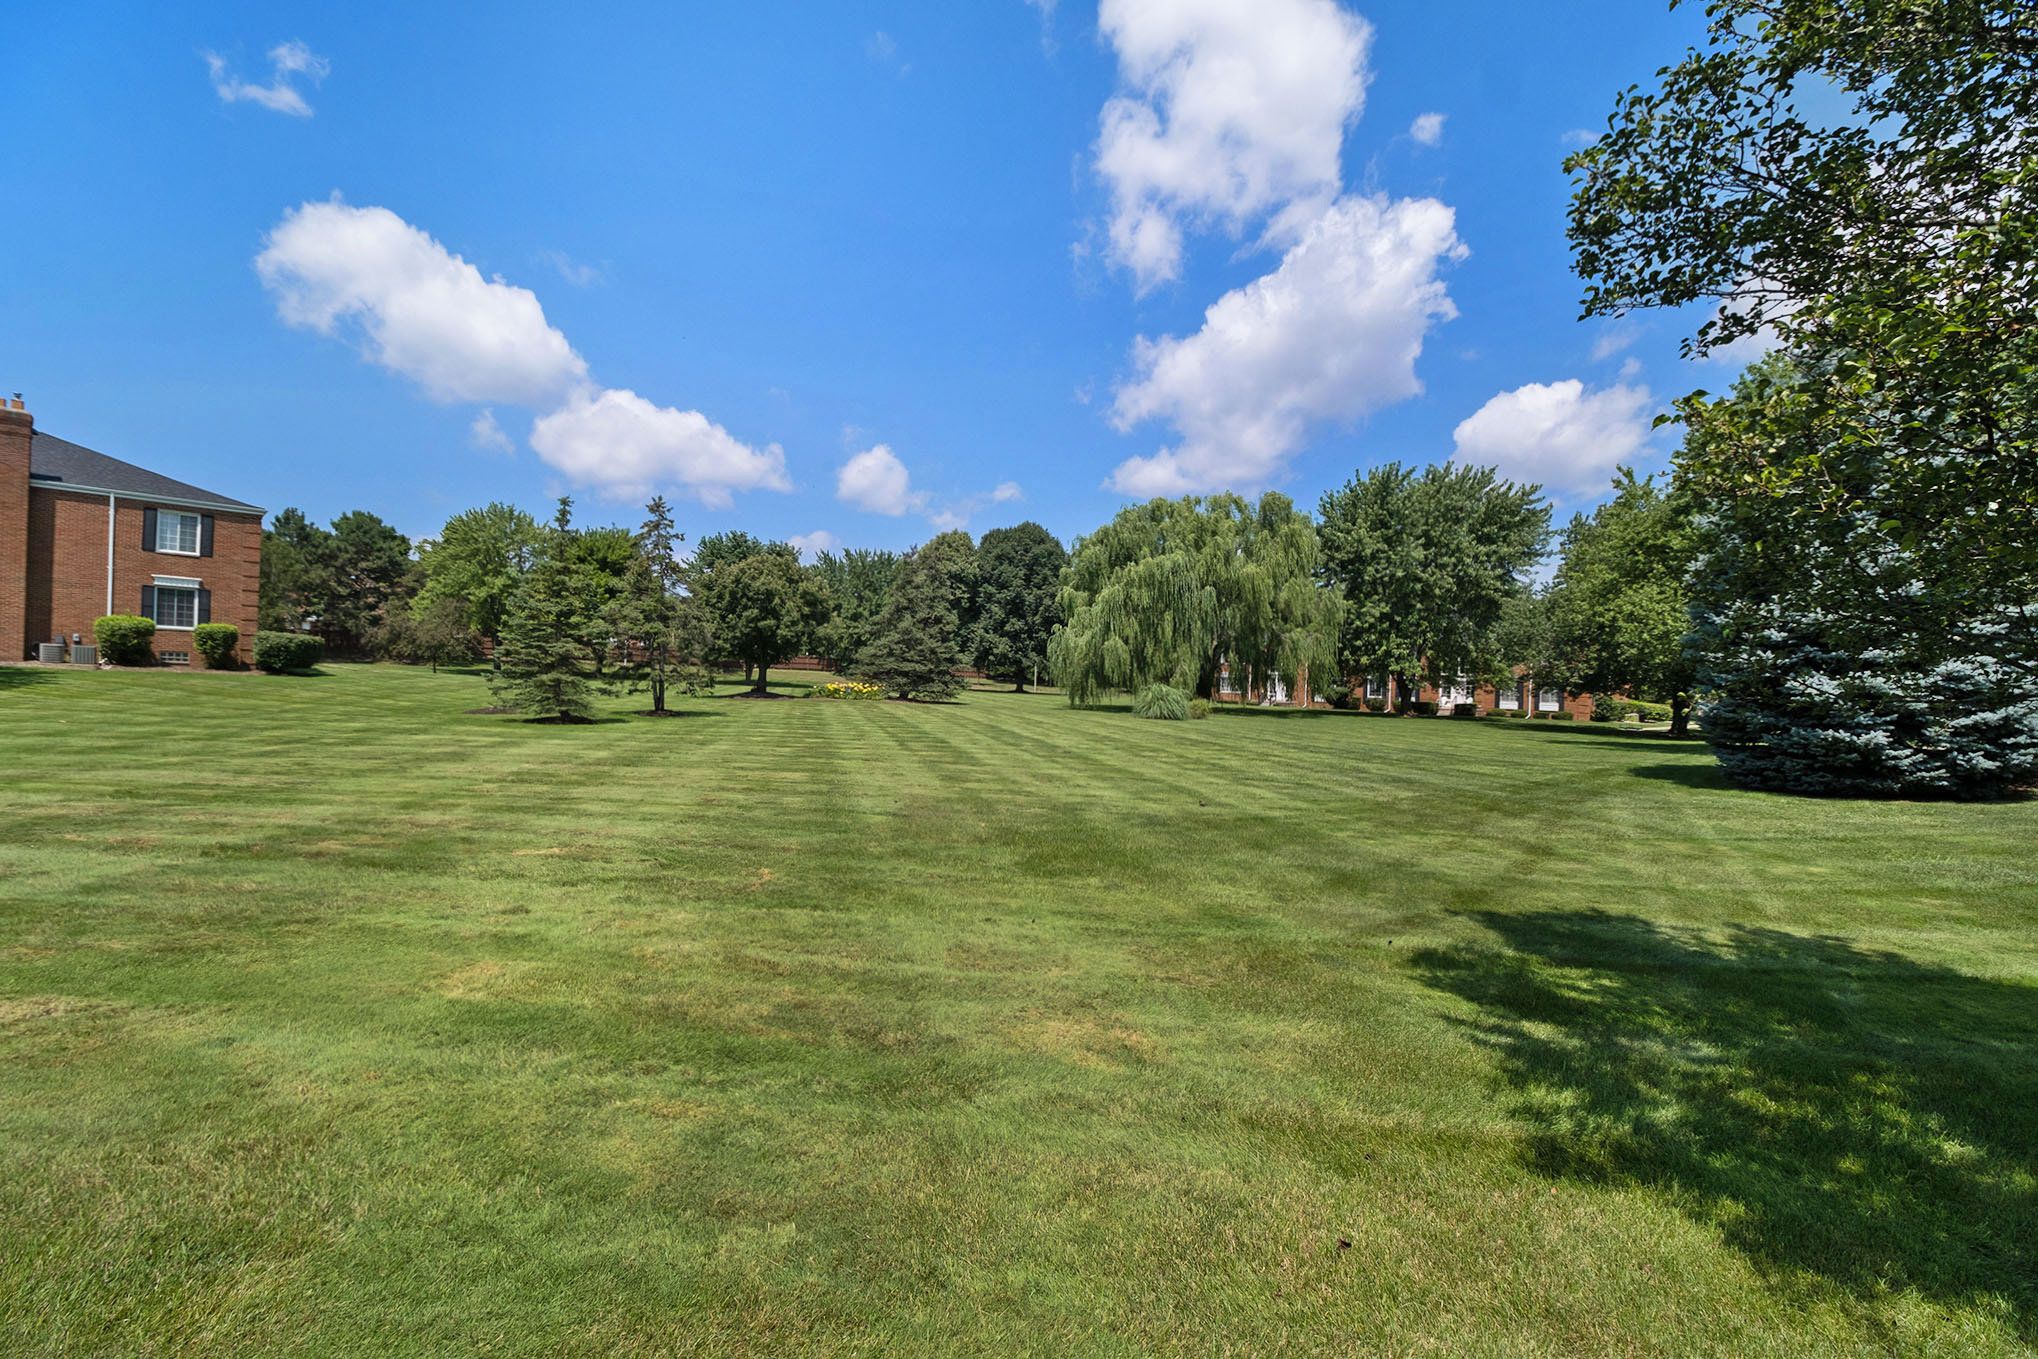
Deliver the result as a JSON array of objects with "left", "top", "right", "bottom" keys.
[
  {"left": 489, "top": 498, "right": 602, "bottom": 722},
  {"left": 610, "top": 496, "right": 712, "bottom": 714},
  {"left": 856, "top": 548, "right": 965, "bottom": 700}
]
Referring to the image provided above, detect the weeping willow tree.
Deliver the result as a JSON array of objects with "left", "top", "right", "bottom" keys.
[{"left": 1049, "top": 493, "right": 1342, "bottom": 705}]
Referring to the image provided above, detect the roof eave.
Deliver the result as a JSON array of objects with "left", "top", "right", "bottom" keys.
[{"left": 26, "top": 478, "right": 264, "bottom": 516}]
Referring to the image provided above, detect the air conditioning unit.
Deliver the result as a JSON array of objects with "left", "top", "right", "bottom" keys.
[
  {"left": 72, "top": 645, "right": 97, "bottom": 666},
  {"left": 37, "top": 642, "right": 64, "bottom": 663}
]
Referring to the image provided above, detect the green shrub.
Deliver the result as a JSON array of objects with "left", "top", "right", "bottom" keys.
[
  {"left": 1399, "top": 700, "right": 1438, "bottom": 717},
  {"left": 253, "top": 631, "right": 325, "bottom": 674},
  {"left": 1187, "top": 698, "right": 1212, "bottom": 720},
  {"left": 1450, "top": 702, "right": 1478, "bottom": 718},
  {"left": 1322, "top": 682, "right": 1356, "bottom": 711},
  {"left": 1550, "top": 711, "right": 1576, "bottom": 721},
  {"left": 93, "top": 615, "right": 155, "bottom": 666},
  {"left": 1363, "top": 697, "right": 1387, "bottom": 713},
  {"left": 1591, "top": 695, "right": 1674, "bottom": 724},
  {"left": 1133, "top": 683, "right": 1190, "bottom": 721},
  {"left": 193, "top": 623, "right": 240, "bottom": 669}
]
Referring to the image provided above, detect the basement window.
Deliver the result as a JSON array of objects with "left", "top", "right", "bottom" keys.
[{"left": 159, "top": 651, "right": 191, "bottom": 666}]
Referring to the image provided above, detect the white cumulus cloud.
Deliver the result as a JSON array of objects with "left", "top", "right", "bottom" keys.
[
  {"left": 530, "top": 388, "right": 790, "bottom": 510},
  {"left": 836, "top": 444, "right": 923, "bottom": 516},
  {"left": 1409, "top": 112, "right": 1446, "bottom": 146},
  {"left": 1109, "top": 194, "right": 1464, "bottom": 496},
  {"left": 204, "top": 40, "right": 328, "bottom": 117},
  {"left": 1094, "top": 0, "right": 1371, "bottom": 292},
  {"left": 1451, "top": 379, "right": 1657, "bottom": 497},
  {"left": 257, "top": 200, "right": 587, "bottom": 406},
  {"left": 259, "top": 199, "right": 790, "bottom": 505}
]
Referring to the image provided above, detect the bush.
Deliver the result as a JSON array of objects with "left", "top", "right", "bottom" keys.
[
  {"left": 1321, "top": 682, "right": 1356, "bottom": 711},
  {"left": 1450, "top": 702, "right": 1479, "bottom": 718},
  {"left": 93, "top": 615, "right": 155, "bottom": 666},
  {"left": 818, "top": 679, "right": 884, "bottom": 700},
  {"left": 1187, "top": 698, "right": 1212, "bottom": 720},
  {"left": 1132, "top": 683, "right": 1190, "bottom": 721},
  {"left": 193, "top": 623, "right": 240, "bottom": 669},
  {"left": 1363, "top": 697, "right": 1387, "bottom": 713},
  {"left": 1592, "top": 695, "right": 1673, "bottom": 724},
  {"left": 1398, "top": 699, "right": 1439, "bottom": 717},
  {"left": 1550, "top": 711, "right": 1576, "bottom": 721},
  {"left": 253, "top": 631, "right": 324, "bottom": 674}
]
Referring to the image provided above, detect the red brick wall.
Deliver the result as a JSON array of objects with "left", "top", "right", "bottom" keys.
[
  {"left": 23, "top": 490, "right": 262, "bottom": 665},
  {"left": 0, "top": 405, "right": 29, "bottom": 660}
]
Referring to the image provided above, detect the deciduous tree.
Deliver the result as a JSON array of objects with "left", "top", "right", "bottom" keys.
[{"left": 973, "top": 522, "right": 1065, "bottom": 690}]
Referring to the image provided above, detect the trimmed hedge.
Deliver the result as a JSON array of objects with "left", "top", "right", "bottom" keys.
[
  {"left": 1399, "top": 700, "right": 1439, "bottom": 717},
  {"left": 253, "top": 631, "right": 324, "bottom": 674},
  {"left": 1592, "top": 695, "right": 1674, "bottom": 724},
  {"left": 93, "top": 615, "right": 156, "bottom": 666},
  {"left": 1133, "top": 683, "right": 1190, "bottom": 721},
  {"left": 193, "top": 623, "right": 240, "bottom": 669},
  {"left": 1450, "top": 702, "right": 1479, "bottom": 719},
  {"left": 1363, "top": 697, "right": 1388, "bottom": 713}
]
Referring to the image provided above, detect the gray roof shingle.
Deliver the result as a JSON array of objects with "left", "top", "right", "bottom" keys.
[{"left": 28, "top": 431, "right": 263, "bottom": 514}]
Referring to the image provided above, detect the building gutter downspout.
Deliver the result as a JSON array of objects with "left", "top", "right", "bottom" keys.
[{"left": 106, "top": 492, "right": 116, "bottom": 616}]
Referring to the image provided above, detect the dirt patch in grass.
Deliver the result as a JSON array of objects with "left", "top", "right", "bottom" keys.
[{"left": 1005, "top": 1012, "right": 1163, "bottom": 1069}]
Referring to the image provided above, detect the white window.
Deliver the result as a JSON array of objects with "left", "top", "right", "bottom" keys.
[
  {"left": 156, "top": 510, "right": 201, "bottom": 555},
  {"left": 1538, "top": 687, "right": 1562, "bottom": 712},
  {"left": 1498, "top": 686, "right": 1521, "bottom": 710},
  {"left": 153, "top": 586, "right": 197, "bottom": 630},
  {"left": 1439, "top": 673, "right": 1475, "bottom": 707},
  {"left": 1364, "top": 675, "right": 1386, "bottom": 701}
]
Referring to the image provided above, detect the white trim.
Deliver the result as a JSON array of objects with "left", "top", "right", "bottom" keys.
[
  {"left": 151, "top": 583, "right": 199, "bottom": 631},
  {"left": 151, "top": 575, "right": 201, "bottom": 588},
  {"left": 155, "top": 509, "right": 202, "bottom": 555},
  {"left": 105, "top": 493, "right": 116, "bottom": 616},
  {"left": 29, "top": 480, "right": 262, "bottom": 515}
]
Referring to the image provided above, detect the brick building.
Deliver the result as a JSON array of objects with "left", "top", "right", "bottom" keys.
[
  {"left": 1217, "top": 662, "right": 1595, "bottom": 719},
  {"left": 0, "top": 397, "right": 264, "bottom": 665}
]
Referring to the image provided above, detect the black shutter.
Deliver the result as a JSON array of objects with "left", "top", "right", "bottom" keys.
[
  {"left": 141, "top": 585, "right": 156, "bottom": 621},
  {"left": 197, "top": 589, "right": 211, "bottom": 625},
  {"left": 200, "top": 515, "right": 215, "bottom": 557},
  {"left": 142, "top": 507, "right": 158, "bottom": 553}
]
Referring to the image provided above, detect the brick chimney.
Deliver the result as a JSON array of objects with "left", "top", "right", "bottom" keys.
[{"left": 0, "top": 394, "right": 33, "bottom": 660}]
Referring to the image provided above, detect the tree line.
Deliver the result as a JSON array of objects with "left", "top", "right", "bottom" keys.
[{"left": 259, "top": 501, "right": 1071, "bottom": 720}]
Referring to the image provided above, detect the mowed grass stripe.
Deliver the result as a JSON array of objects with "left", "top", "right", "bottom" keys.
[{"left": 1, "top": 662, "right": 2034, "bottom": 1357}]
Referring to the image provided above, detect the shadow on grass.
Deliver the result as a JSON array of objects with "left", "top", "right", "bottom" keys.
[
  {"left": 1629, "top": 761, "right": 1737, "bottom": 791},
  {"left": 1413, "top": 911, "right": 2038, "bottom": 1336},
  {"left": 0, "top": 666, "right": 58, "bottom": 690}
]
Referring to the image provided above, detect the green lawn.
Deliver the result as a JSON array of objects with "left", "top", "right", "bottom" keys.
[{"left": 1, "top": 662, "right": 2033, "bottom": 1357}]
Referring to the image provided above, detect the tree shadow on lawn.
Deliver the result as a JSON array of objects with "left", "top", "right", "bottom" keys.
[
  {"left": 0, "top": 665, "right": 58, "bottom": 690},
  {"left": 1412, "top": 910, "right": 2038, "bottom": 1336}
]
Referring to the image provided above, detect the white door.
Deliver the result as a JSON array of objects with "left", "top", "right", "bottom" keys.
[{"left": 1264, "top": 672, "right": 1289, "bottom": 705}]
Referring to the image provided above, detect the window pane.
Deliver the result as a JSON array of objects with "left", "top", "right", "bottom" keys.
[
  {"left": 156, "top": 587, "right": 195, "bottom": 629},
  {"left": 157, "top": 512, "right": 198, "bottom": 553}
]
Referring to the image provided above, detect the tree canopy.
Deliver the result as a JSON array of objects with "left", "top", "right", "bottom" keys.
[
  {"left": 810, "top": 548, "right": 899, "bottom": 673},
  {"left": 1317, "top": 463, "right": 1549, "bottom": 689},
  {"left": 856, "top": 546, "right": 966, "bottom": 701},
  {"left": 1050, "top": 493, "right": 1340, "bottom": 704},
  {"left": 696, "top": 546, "right": 828, "bottom": 694},
  {"left": 414, "top": 502, "right": 541, "bottom": 646},
  {"left": 1544, "top": 470, "right": 1700, "bottom": 733},
  {"left": 973, "top": 522, "right": 1066, "bottom": 691}
]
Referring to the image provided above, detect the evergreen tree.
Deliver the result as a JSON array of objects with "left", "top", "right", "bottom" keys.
[
  {"left": 857, "top": 547, "right": 965, "bottom": 700},
  {"left": 259, "top": 507, "right": 329, "bottom": 632},
  {"left": 489, "top": 498, "right": 603, "bottom": 722},
  {"left": 1683, "top": 353, "right": 2038, "bottom": 797},
  {"left": 973, "top": 523, "right": 1066, "bottom": 690},
  {"left": 609, "top": 496, "right": 712, "bottom": 714}
]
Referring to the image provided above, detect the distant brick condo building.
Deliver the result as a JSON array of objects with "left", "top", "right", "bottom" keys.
[
  {"left": 0, "top": 397, "right": 264, "bottom": 666},
  {"left": 1218, "top": 662, "right": 1595, "bottom": 719}
]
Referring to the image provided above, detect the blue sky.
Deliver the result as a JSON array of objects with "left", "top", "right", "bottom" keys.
[{"left": 2, "top": 1, "right": 1723, "bottom": 553}]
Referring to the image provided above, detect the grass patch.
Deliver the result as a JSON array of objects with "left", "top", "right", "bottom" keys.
[{"left": 1, "top": 662, "right": 2033, "bottom": 1356}]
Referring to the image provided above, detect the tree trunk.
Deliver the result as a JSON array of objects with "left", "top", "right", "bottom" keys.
[
  {"left": 752, "top": 664, "right": 769, "bottom": 695},
  {"left": 651, "top": 676, "right": 666, "bottom": 714},
  {"left": 743, "top": 661, "right": 754, "bottom": 684},
  {"left": 1012, "top": 679, "right": 1026, "bottom": 693},
  {"left": 1670, "top": 692, "right": 1690, "bottom": 738}
]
